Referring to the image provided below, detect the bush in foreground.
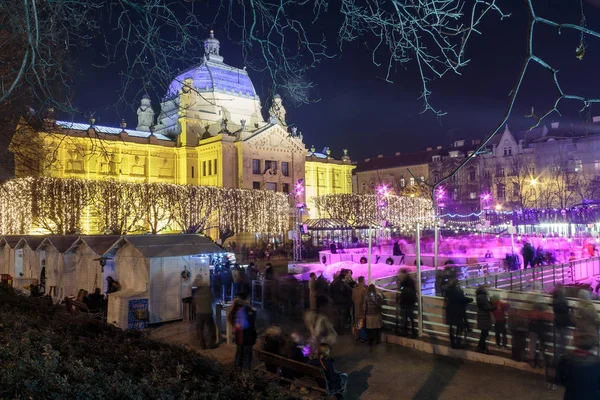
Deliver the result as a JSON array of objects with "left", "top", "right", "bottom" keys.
[{"left": 0, "top": 285, "right": 294, "bottom": 399}]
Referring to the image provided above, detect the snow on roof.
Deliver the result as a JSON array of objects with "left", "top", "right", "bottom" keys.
[{"left": 56, "top": 121, "right": 172, "bottom": 141}]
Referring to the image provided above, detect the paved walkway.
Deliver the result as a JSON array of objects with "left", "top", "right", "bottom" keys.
[{"left": 151, "top": 320, "right": 564, "bottom": 400}]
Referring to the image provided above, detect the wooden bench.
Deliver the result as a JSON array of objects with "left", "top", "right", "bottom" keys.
[
  {"left": 254, "top": 349, "right": 327, "bottom": 394},
  {"left": 64, "top": 297, "right": 105, "bottom": 320}
]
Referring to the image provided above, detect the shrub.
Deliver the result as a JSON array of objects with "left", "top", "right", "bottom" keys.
[{"left": 0, "top": 285, "right": 294, "bottom": 399}]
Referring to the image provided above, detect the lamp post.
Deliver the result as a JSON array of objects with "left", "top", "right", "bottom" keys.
[{"left": 293, "top": 179, "right": 305, "bottom": 262}]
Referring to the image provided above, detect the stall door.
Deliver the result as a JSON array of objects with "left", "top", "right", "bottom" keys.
[
  {"left": 162, "top": 257, "right": 182, "bottom": 321},
  {"left": 14, "top": 249, "right": 24, "bottom": 277},
  {"left": 103, "top": 259, "right": 116, "bottom": 293},
  {"left": 149, "top": 258, "right": 182, "bottom": 323}
]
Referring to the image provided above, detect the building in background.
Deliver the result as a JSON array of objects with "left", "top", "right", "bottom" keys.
[{"left": 9, "top": 31, "right": 354, "bottom": 238}]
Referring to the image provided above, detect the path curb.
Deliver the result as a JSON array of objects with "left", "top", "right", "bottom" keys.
[{"left": 382, "top": 333, "right": 545, "bottom": 375}]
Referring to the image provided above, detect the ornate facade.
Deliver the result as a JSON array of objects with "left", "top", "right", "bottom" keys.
[{"left": 10, "top": 31, "right": 354, "bottom": 233}]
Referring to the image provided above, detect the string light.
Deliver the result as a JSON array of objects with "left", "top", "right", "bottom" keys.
[
  {"left": 0, "top": 177, "right": 290, "bottom": 236},
  {"left": 313, "top": 193, "right": 434, "bottom": 229}
]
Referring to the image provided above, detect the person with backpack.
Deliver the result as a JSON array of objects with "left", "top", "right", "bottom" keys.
[
  {"left": 228, "top": 292, "right": 257, "bottom": 369},
  {"left": 363, "top": 284, "right": 384, "bottom": 345}
]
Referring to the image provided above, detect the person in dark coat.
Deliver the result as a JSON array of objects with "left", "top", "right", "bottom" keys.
[
  {"left": 392, "top": 242, "right": 403, "bottom": 256},
  {"left": 264, "top": 263, "right": 274, "bottom": 281},
  {"left": 552, "top": 285, "right": 572, "bottom": 362},
  {"left": 521, "top": 243, "right": 535, "bottom": 269},
  {"left": 87, "top": 288, "right": 105, "bottom": 312},
  {"left": 475, "top": 285, "right": 496, "bottom": 353},
  {"left": 557, "top": 343, "right": 600, "bottom": 400},
  {"left": 329, "top": 274, "right": 352, "bottom": 334},
  {"left": 444, "top": 279, "right": 472, "bottom": 349},
  {"left": 329, "top": 242, "right": 337, "bottom": 254},
  {"left": 193, "top": 276, "right": 216, "bottom": 350},
  {"left": 398, "top": 269, "right": 417, "bottom": 338},
  {"left": 228, "top": 292, "right": 257, "bottom": 369}
]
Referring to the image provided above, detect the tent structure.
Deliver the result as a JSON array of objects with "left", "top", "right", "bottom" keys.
[
  {"left": 15, "top": 236, "right": 48, "bottom": 281},
  {"left": 64, "top": 235, "right": 121, "bottom": 298},
  {"left": 0, "top": 235, "right": 23, "bottom": 277},
  {"left": 37, "top": 236, "right": 79, "bottom": 299},
  {"left": 104, "top": 234, "right": 224, "bottom": 328}
]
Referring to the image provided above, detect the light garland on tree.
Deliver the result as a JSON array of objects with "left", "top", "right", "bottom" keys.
[
  {"left": 0, "top": 177, "right": 290, "bottom": 236},
  {"left": 313, "top": 193, "right": 434, "bottom": 229}
]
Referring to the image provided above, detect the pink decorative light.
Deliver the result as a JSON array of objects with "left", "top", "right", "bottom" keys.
[{"left": 376, "top": 184, "right": 389, "bottom": 196}]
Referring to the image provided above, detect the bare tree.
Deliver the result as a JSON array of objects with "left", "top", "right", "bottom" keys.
[
  {"left": 92, "top": 180, "right": 145, "bottom": 234},
  {"left": 505, "top": 155, "right": 536, "bottom": 209}
]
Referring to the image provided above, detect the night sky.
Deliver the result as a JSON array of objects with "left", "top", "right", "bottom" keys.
[{"left": 73, "top": 1, "right": 600, "bottom": 161}]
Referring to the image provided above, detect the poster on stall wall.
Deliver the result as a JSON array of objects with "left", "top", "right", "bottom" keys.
[{"left": 191, "top": 257, "right": 211, "bottom": 287}]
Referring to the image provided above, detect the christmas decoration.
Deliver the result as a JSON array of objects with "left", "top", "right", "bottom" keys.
[{"left": 0, "top": 178, "right": 289, "bottom": 237}]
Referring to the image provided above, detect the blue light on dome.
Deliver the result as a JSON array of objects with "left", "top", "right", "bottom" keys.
[{"left": 168, "top": 62, "right": 256, "bottom": 99}]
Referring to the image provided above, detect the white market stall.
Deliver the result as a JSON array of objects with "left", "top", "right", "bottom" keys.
[
  {"left": 105, "top": 234, "right": 223, "bottom": 329},
  {"left": 65, "top": 235, "right": 120, "bottom": 298},
  {"left": 0, "top": 235, "right": 23, "bottom": 277},
  {"left": 37, "top": 236, "right": 79, "bottom": 299},
  {"left": 12, "top": 236, "right": 47, "bottom": 290}
]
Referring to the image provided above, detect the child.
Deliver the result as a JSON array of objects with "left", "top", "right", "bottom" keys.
[
  {"left": 311, "top": 344, "right": 348, "bottom": 397},
  {"left": 491, "top": 294, "right": 509, "bottom": 348}
]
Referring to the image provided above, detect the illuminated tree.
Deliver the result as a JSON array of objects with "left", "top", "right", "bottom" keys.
[
  {"left": 91, "top": 180, "right": 145, "bottom": 235},
  {"left": 31, "top": 178, "right": 91, "bottom": 235},
  {"left": 171, "top": 185, "right": 218, "bottom": 234}
]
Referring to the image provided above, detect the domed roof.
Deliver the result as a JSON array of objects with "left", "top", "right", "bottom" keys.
[
  {"left": 167, "top": 61, "right": 257, "bottom": 99},
  {"left": 165, "top": 31, "right": 258, "bottom": 100}
]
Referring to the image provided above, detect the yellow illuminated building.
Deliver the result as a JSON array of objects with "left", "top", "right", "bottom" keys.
[{"left": 10, "top": 31, "right": 354, "bottom": 236}]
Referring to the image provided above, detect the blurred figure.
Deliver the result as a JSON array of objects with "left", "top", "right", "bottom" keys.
[
  {"left": 262, "top": 326, "right": 283, "bottom": 373},
  {"left": 475, "top": 285, "right": 496, "bottom": 354},
  {"left": 231, "top": 264, "right": 242, "bottom": 299},
  {"left": 521, "top": 242, "right": 535, "bottom": 269},
  {"left": 527, "top": 282, "right": 552, "bottom": 368},
  {"left": 303, "top": 310, "right": 337, "bottom": 357},
  {"left": 398, "top": 269, "right": 417, "bottom": 338},
  {"left": 87, "top": 288, "right": 105, "bottom": 312},
  {"left": 247, "top": 262, "right": 258, "bottom": 281},
  {"left": 311, "top": 344, "right": 348, "bottom": 398},
  {"left": 352, "top": 276, "right": 367, "bottom": 339},
  {"left": 363, "top": 284, "right": 384, "bottom": 345},
  {"left": 329, "top": 274, "right": 352, "bottom": 334},
  {"left": 228, "top": 292, "right": 257, "bottom": 369},
  {"left": 552, "top": 285, "right": 572, "bottom": 362},
  {"left": 315, "top": 272, "right": 329, "bottom": 313},
  {"left": 444, "top": 279, "right": 472, "bottom": 349},
  {"left": 491, "top": 294, "right": 509, "bottom": 348},
  {"left": 264, "top": 263, "right": 274, "bottom": 281},
  {"left": 574, "top": 289, "right": 600, "bottom": 352},
  {"left": 557, "top": 338, "right": 600, "bottom": 399},
  {"left": 193, "top": 275, "right": 216, "bottom": 350},
  {"left": 308, "top": 272, "right": 318, "bottom": 311}
]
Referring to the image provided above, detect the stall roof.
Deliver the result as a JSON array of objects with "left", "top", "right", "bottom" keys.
[
  {"left": 305, "top": 218, "right": 381, "bottom": 230},
  {"left": 38, "top": 235, "right": 80, "bottom": 253},
  {"left": 67, "top": 235, "right": 122, "bottom": 256},
  {"left": 110, "top": 234, "right": 224, "bottom": 258},
  {"left": 1, "top": 235, "right": 24, "bottom": 248},
  {"left": 16, "top": 235, "right": 48, "bottom": 250},
  {"left": 305, "top": 219, "right": 354, "bottom": 230}
]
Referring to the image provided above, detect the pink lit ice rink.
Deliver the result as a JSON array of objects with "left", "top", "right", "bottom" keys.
[{"left": 293, "top": 261, "right": 433, "bottom": 282}]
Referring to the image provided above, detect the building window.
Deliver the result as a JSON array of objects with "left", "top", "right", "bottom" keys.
[
  {"left": 595, "top": 160, "right": 600, "bottom": 171},
  {"left": 420, "top": 176, "right": 425, "bottom": 183},
  {"left": 253, "top": 181, "right": 261, "bottom": 190},
  {"left": 191, "top": 166, "right": 195, "bottom": 178},
  {"left": 513, "top": 182, "right": 520, "bottom": 197},
  {"left": 497, "top": 184, "right": 506, "bottom": 198},
  {"left": 213, "top": 159, "right": 217, "bottom": 175},
  {"left": 203, "top": 161, "right": 207, "bottom": 177},
  {"left": 252, "top": 159, "right": 261, "bottom": 174},
  {"left": 469, "top": 192, "right": 477, "bottom": 199},
  {"left": 281, "top": 162, "right": 289, "bottom": 176},
  {"left": 468, "top": 167, "right": 476, "bottom": 182},
  {"left": 361, "top": 182, "right": 366, "bottom": 192},
  {"left": 400, "top": 178, "right": 405, "bottom": 187},
  {"left": 265, "top": 182, "right": 277, "bottom": 191},
  {"left": 453, "top": 188, "right": 459, "bottom": 200},
  {"left": 432, "top": 155, "right": 441, "bottom": 162},
  {"left": 484, "top": 169, "right": 490, "bottom": 179},
  {"left": 282, "top": 183, "right": 290, "bottom": 194},
  {"left": 208, "top": 160, "right": 212, "bottom": 176},
  {"left": 503, "top": 147, "right": 512, "bottom": 156},
  {"left": 409, "top": 177, "right": 415, "bottom": 186},
  {"left": 265, "top": 160, "right": 277, "bottom": 173},
  {"left": 496, "top": 166, "right": 504, "bottom": 177},
  {"left": 574, "top": 159, "right": 582, "bottom": 172}
]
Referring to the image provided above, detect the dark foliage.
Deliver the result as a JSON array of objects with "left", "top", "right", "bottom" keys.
[{"left": 0, "top": 285, "right": 293, "bottom": 400}]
